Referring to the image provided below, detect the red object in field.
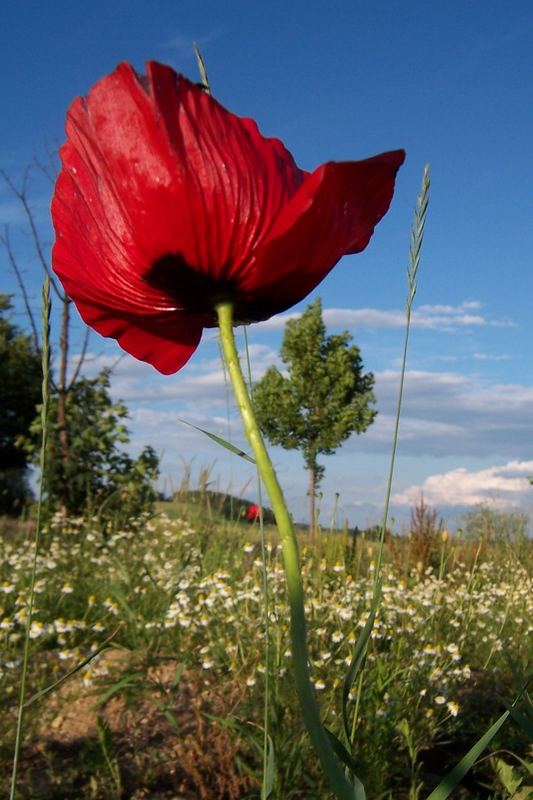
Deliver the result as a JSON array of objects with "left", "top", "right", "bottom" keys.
[{"left": 246, "top": 503, "right": 261, "bottom": 522}]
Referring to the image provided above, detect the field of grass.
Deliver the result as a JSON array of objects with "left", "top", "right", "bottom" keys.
[{"left": 1, "top": 500, "right": 531, "bottom": 799}]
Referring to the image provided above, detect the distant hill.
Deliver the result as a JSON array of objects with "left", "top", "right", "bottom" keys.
[{"left": 166, "top": 490, "right": 275, "bottom": 524}]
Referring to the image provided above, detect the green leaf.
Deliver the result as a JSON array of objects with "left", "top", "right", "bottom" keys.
[
  {"left": 152, "top": 698, "right": 180, "bottom": 729},
  {"left": 508, "top": 706, "right": 533, "bottom": 740},
  {"left": 24, "top": 627, "right": 121, "bottom": 708},
  {"left": 96, "top": 672, "right": 145, "bottom": 706},
  {"left": 324, "top": 728, "right": 366, "bottom": 800},
  {"left": 491, "top": 757, "right": 523, "bottom": 796},
  {"left": 178, "top": 417, "right": 256, "bottom": 463},
  {"left": 172, "top": 662, "right": 186, "bottom": 689},
  {"left": 261, "top": 734, "right": 275, "bottom": 799},
  {"left": 426, "top": 676, "right": 532, "bottom": 799},
  {"left": 425, "top": 709, "right": 510, "bottom": 800}
]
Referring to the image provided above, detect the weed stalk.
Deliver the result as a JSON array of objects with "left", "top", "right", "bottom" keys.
[{"left": 10, "top": 278, "right": 51, "bottom": 799}]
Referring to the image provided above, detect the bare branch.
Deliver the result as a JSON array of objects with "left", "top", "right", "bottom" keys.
[
  {"left": 108, "top": 352, "right": 126, "bottom": 375},
  {"left": 0, "top": 224, "right": 40, "bottom": 351},
  {"left": 0, "top": 167, "right": 62, "bottom": 299},
  {"left": 32, "top": 156, "right": 55, "bottom": 185},
  {"left": 33, "top": 145, "right": 59, "bottom": 185},
  {"left": 67, "top": 324, "right": 91, "bottom": 389}
]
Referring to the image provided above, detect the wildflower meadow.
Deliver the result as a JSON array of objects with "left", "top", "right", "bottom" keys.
[{"left": 0, "top": 502, "right": 531, "bottom": 798}]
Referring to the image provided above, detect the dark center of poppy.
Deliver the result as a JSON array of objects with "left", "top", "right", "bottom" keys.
[
  {"left": 146, "top": 253, "right": 238, "bottom": 324},
  {"left": 146, "top": 252, "right": 296, "bottom": 327}
]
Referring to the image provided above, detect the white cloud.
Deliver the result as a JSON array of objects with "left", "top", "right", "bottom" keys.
[
  {"left": 473, "top": 352, "right": 514, "bottom": 361},
  {"left": 74, "top": 342, "right": 280, "bottom": 407},
  {"left": 312, "top": 368, "right": 533, "bottom": 460},
  {"left": 417, "top": 301, "right": 482, "bottom": 313},
  {"left": 392, "top": 460, "right": 533, "bottom": 508},
  {"left": 159, "top": 29, "right": 222, "bottom": 59},
  {"left": 73, "top": 345, "right": 533, "bottom": 463},
  {"left": 63, "top": 332, "right": 533, "bottom": 524},
  {"left": 365, "top": 414, "right": 465, "bottom": 444},
  {"left": 253, "top": 301, "right": 514, "bottom": 332}
]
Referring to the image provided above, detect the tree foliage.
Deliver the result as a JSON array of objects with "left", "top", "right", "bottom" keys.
[
  {"left": 23, "top": 370, "right": 159, "bottom": 527},
  {"left": 2, "top": 166, "right": 159, "bottom": 527},
  {"left": 253, "top": 299, "right": 376, "bottom": 533},
  {"left": 460, "top": 504, "right": 529, "bottom": 543},
  {"left": 0, "top": 295, "right": 42, "bottom": 514}
]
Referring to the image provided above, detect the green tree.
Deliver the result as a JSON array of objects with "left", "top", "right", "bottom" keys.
[
  {"left": 460, "top": 504, "right": 529, "bottom": 543},
  {"left": 0, "top": 295, "right": 42, "bottom": 514},
  {"left": 24, "top": 370, "right": 159, "bottom": 527},
  {"left": 253, "top": 299, "right": 376, "bottom": 535},
  {"left": 2, "top": 166, "right": 91, "bottom": 517},
  {"left": 2, "top": 167, "right": 159, "bottom": 528}
]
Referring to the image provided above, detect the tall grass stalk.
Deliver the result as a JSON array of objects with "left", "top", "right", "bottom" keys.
[
  {"left": 375, "top": 163, "right": 430, "bottom": 584},
  {"left": 342, "top": 165, "right": 431, "bottom": 749},
  {"left": 193, "top": 42, "right": 211, "bottom": 95},
  {"left": 243, "top": 325, "right": 272, "bottom": 799},
  {"left": 217, "top": 300, "right": 357, "bottom": 800},
  {"left": 10, "top": 278, "right": 51, "bottom": 800}
]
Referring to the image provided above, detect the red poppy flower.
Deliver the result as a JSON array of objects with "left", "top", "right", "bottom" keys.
[
  {"left": 52, "top": 61, "right": 404, "bottom": 374},
  {"left": 246, "top": 503, "right": 261, "bottom": 523}
]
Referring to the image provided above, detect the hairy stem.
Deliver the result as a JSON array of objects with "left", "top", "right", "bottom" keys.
[
  {"left": 216, "top": 300, "right": 356, "bottom": 800},
  {"left": 242, "top": 326, "right": 271, "bottom": 799}
]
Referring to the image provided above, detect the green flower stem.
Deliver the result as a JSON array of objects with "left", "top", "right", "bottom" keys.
[
  {"left": 216, "top": 300, "right": 355, "bottom": 800},
  {"left": 242, "top": 326, "right": 271, "bottom": 799}
]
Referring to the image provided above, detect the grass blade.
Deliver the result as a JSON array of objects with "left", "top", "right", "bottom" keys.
[
  {"left": 425, "top": 709, "right": 510, "bottom": 800},
  {"left": 507, "top": 706, "right": 533, "bottom": 740},
  {"left": 24, "top": 627, "right": 121, "bottom": 708},
  {"left": 375, "top": 164, "right": 430, "bottom": 584},
  {"left": 178, "top": 417, "right": 256, "bottom": 464},
  {"left": 341, "top": 587, "right": 380, "bottom": 743},
  {"left": 324, "top": 729, "right": 366, "bottom": 800},
  {"left": 426, "top": 676, "right": 532, "bottom": 800},
  {"left": 261, "top": 734, "right": 275, "bottom": 800},
  {"left": 10, "top": 278, "right": 51, "bottom": 800},
  {"left": 152, "top": 698, "right": 180, "bottom": 730},
  {"left": 96, "top": 672, "right": 145, "bottom": 707},
  {"left": 193, "top": 42, "right": 211, "bottom": 94}
]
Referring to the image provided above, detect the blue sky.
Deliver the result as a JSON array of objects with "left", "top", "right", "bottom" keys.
[{"left": 2, "top": 1, "right": 533, "bottom": 528}]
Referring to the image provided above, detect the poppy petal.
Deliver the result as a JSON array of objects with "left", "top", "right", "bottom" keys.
[
  {"left": 52, "top": 147, "right": 174, "bottom": 317},
  {"left": 74, "top": 298, "right": 203, "bottom": 375},
  {"left": 146, "top": 63, "right": 306, "bottom": 281},
  {"left": 55, "top": 62, "right": 304, "bottom": 291},
  {"left": 241, "top": 150, "right": 405, "bottom": 310},
  {"left": 52, "top": 60, "right": 405, "bottom": 372},
  {"left": 53, "top": 61, "right": 308, "bottom": 358}
]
